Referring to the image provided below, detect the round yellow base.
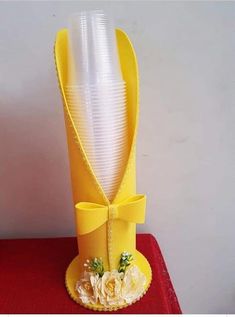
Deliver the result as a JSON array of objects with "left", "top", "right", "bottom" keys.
[{"left": 65, "top": 250, "right": 152, "bottom": 311}]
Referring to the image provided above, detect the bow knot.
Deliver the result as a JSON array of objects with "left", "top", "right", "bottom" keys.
[
  {"left": 75, "top": 194, "right": 146, "bottom": 235},
  {"left": 108, "top": 204, "right": 118, "bottom": 220}
]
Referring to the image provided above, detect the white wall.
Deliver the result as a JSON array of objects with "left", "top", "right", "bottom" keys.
[{"left": 0, "top": 1, "right": 234, "bottom": 313}]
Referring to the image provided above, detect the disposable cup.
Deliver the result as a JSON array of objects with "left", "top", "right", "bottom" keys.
[
  {"left": 68, "top": 10, "right": 128, "bottom": 200},
  {"left": 84, "top": 151, "right": 127, "bottom": 161},
  {"left": 67, "top": 103, "right": 126, "bottom": 112},
  {"left": 85, "top": 152, "right": 126, "bottom": 161},
  {"left": 65, "top": 80, "right": 125, "bottom": 88},
  {"left": 72, "top": 110, "right": 126, "bottom": 117},
  {"left": 81, "top": 138, "right": 127, "bottom": 147},
  {"left": 83, "top": 155, "right": 126, "bottom": 163},
  {"left": 65, "top": 92, "right": 126, "bottom": 102},
  {"left": 68, "top": 10, "right": 122, "bottom": 85},
  {"left": 66, "top": 96, "right": 126, "bottom": 107},
  {"left": 65, "top": 86, "right": 126, "bottom": 94}
]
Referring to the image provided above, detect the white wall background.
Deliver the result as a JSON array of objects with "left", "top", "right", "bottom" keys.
[{"left": 0, "top": 1, "right": 234, "bottom": 313}]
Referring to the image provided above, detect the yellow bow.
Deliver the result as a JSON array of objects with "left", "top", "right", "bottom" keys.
[{"left": 75, "top": 194, "right": 146, "bottom": 235}]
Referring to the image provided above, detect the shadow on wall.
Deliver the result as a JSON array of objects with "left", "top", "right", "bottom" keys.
[{"left": 0, "top": 67, "right": 74, "bottom": 239}]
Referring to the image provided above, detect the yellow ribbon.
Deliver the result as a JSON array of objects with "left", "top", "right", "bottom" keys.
[{"left": 75, "top": 194, "right": 146, "bottom": 235}]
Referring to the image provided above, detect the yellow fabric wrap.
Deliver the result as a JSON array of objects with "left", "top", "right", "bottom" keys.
[{"left": 55, "top": 28, "right": 144, "bottom": 274}]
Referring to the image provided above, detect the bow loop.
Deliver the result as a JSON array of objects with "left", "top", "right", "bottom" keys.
[{"left": 75, "top": 194, "right": 146, "bottom": 235}]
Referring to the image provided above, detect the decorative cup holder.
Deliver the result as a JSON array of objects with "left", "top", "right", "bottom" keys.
[{"left": 54, "top": 28, "right": 152, "bottom": 311}]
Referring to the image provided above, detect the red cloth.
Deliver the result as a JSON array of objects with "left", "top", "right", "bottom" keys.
[{"left": 0, "top": 234, "right": 181, "bottom": 314}]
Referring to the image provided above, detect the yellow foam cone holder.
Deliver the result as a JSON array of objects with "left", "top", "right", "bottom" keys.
[{"left": 54, "top": 28, "right": 152, "bottom": 311}]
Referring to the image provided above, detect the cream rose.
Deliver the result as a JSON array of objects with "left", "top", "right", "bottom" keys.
[
  {"left": 75, "top": 271, "right": 99, "bottom": 304},
  {"left": 121, "top": 265, "right": 146, "bottom": 304},
  {"left": 96, "top": 270, "right": 125, "bottom": 306},
  {"left": 76, "top": 264, "right": 147, "bottom": 307}
]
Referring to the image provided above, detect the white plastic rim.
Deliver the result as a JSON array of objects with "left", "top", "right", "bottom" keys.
[
  {"left": 99, "top": 184, "right": 121, "bottom": 191},
  {"left": 73, "top": 118, "right": 127, "bottom": 128},
  {"left": 89, "top": 156, "right": 127, "bottom": 167},
  {"left": 69, "top": 107, "right": 126, "bottom": 115},
  {"left": 68, "top": 90, "right": 126, "bottom": 98},
  {"left": 68, "top": 107, "right": 126, "bottom": 118},
  {"left": 66, "top": 101, "right": 126, "bottom": 109},
  {"left": 66, "top": 86, "right": 126, "bottom": 93},
  {"left": 67, "top": 100, "right": 127, "bottom": 109},
  {"left": 70, "top": 111, "right": 127, "bottom": 119},
  {"left": 84, "top": 151, "right": 127, "bottom": 161},
  {"left": 101, "top": 182, "right": 123, "bottom": 188},
  {"left": 94, "top": 159, "right": 126, "bottom": 168},
  {"left": 81, "top": 140, "right": 126, "bottom": 148},
  {"left": 101, "top": 175, "right": 124, "bottom": 181},
  {"left": 80, "top": 150, "right": 126, "bottom": 160},
  {"left": 66, "top": 84, "right": 126, "bottom": 91},
  {"left": 70, "top": 112, "right": 127, "bottom": 123},
  {"left": 72, "top": 125, "right": 127, "bottom": 136},
  {"left": 66, "top": 85, "right": 126, "bottom": 91},
  {"left": 72, "top": 126, "right": 127, "bottom": 135},
  {"left": 97, "top": 167, "right": 126, "bottom": 176},
  {"left": 65, "top": 94, "right": 126, "bottom": 103},
  {"left": 93, "top": 168, "right": 126, "bottom": 177},
  {"left": 79, "top": 135, "right": 127, "bottom": 147},
  {"left": 66, "top": 89, "right": 126, "bottom": 96},
  {"left": 93, "top": 167, "right": 125, "bottom": 176},
  {"left": 65, "top": 82, "right": 125, "bottom": 88},
  {"left": 92, "top": 168, "right": 125, "bottom": 178},
  {"left": 65, "top": 89, "right": 126, "bottom": 95},
  {"left": 79, "top": 139, "right": 127, "bottom": 148},
  {"left": 71, "top": 121, "right": 126, "bottom": 131},
  {"left": 79, "top": 132, "right": 127, "bottom": 141},
  {"left": 70, "top": 115, "right": 127, "bottom": 123},
  {"left": 100, "top": 182, "right": 122, "bottom": 188},
  {"left": 66, "top": 91, "right": 126, "bottom": 100},
  {"left": 90, "top": 154, "right": 127, "bottom": 164},
  {"left": 99, "top": 182, "right": 123, "bottom": 189},
  {"left": 77, "top": 137, "right": 127, "bottom": 148},
  {"left": 65, "top": 88, "right": 126, "bottom": 95},
  {"left": 75, "top": 129, "right": 127, "bottom": 141},
  {"left": 84, "top": 150, "right": 126, "bottom": 158},
  {"left": 98, "top": 178, "right": 123, "bottom": 186},
  {"left": 65, "top": 89, "right": 126, "bottom": 99},
  {"left": 69, "top": 105, "right": 126, "bottom": 113},
  {"left": 88, "top": 154, "right": 127, "bottom": 165},
  {"left": 65, "top": 92, "right": 126, "bottom": 101},
  {"left": 74, "top": 132, "right": 127, "bottom": 142},
  {"left": 98, "top": 174, "right": 124, "bottom": 181},
  {"left": 72, "top": 122, "right": 127, "bottom": 137},
  {"left": 65, "top": 87, "right": 126, "bottom": 96},
  {"left": 83, "top": 151, "right": 127, "bottom": 161},
  {"left": 65, "top": 80, "right": 125, "bottom": 89},
  {"left": 98, "top": 176, "right": 124, "bottom": 184},
  {"left": 68, "top": 104, "right": 125, "bottom": 110},
  {"left": 65, "top": 84, "right": 126, "bottom": 92},
  {"left": 94, "top": 158, "right": 126, "bottom": 165}
]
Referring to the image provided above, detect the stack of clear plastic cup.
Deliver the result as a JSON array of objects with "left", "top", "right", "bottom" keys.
[{"left": 66, "top": 10, "right": 128, "bottom": 200}]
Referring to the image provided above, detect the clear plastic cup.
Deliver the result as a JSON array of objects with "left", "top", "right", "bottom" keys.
[
  {"left": 68, "top": 10, "right": 122, "bottom": 85},
  {"left": 67, "top": 10, "right": 128, "bottom": 200}
]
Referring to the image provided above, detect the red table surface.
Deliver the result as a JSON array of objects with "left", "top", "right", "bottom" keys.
[{"left": 0, "top": 234, "right": 181, "bottom": 314}]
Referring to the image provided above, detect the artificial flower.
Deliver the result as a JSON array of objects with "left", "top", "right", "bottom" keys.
[
  {"left": 75, "top": 271, "right": 99, "bottom": 304},
  {"left": 98, "top": 270, "right": 125, "bottom": 306},
  {"left": 121, "top": 265, "right": 146, "bottom": 304}
]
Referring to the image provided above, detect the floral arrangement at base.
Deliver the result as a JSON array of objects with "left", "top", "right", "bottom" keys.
[{"left": 75, "top": 252, "right": 147, "bottom": 307}]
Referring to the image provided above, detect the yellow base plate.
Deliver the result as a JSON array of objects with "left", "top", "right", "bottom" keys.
[{"left": 65, "top": 250, "right": 152, "bottom": 311}]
